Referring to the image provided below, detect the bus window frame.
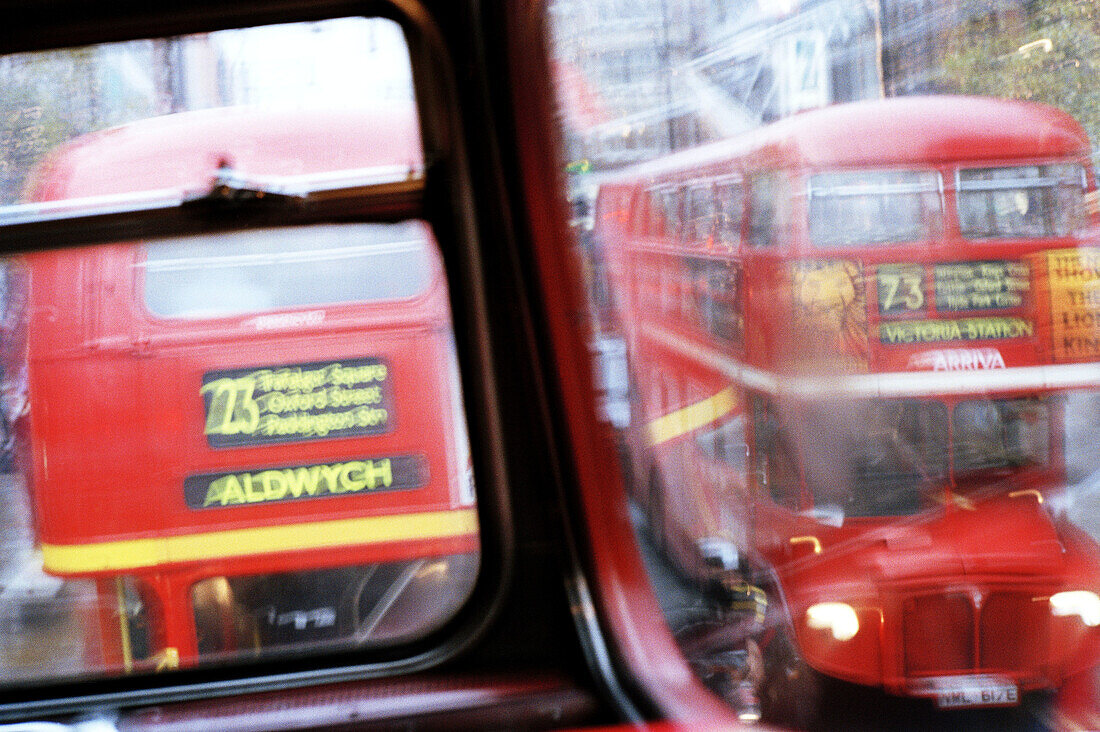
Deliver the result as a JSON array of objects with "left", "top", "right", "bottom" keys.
[
  {"left": 0, "top": 1, "right": 516, "bottom": 720},
  {"left": 713, "top": 174, "right": 744, "bottom": 250},
  {"left": 506, "top": 5, "right": 743, "bottom": 724},
  {"left": 746, "top": 170, "right": 790, "bottom": 249}
]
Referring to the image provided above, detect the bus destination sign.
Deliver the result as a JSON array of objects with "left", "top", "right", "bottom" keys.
[
  {"left": 184, "top": 454, "right": 427, "bottom": 509},
  {"left": 201, "top": 358, "right": 392, "bottom": 448}
]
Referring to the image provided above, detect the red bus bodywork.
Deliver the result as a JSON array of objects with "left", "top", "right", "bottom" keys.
[
  {"left": 8, "top": 107, "right": 479, "bottom": 670},
  {"left": 596, "top": 97, "right": 1100, "bottom": 707}
]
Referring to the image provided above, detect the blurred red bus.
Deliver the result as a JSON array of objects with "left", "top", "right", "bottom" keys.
[
  {"left": 5, "top": 107, "right": 479, "bottom": 671},
  {"left": 596, "top": 96, "right": 1100, "bottom": 713}
]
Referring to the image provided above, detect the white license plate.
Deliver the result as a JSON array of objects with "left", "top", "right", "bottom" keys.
[{"left": 916, "top": 675, "right": 1019, "bottom": 709}]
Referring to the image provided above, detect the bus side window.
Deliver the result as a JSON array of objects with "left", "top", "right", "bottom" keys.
[
  {"left": 715, "top": 179, "right": 743, "bottom": 249},
  {"left": 748, "top": 172, "right": 789, "bottom": 248},
  {"left": 708, "top": 260, "right": 742, "bottom": 343},
  {"left": 682, "top": 188, "right": 697, "bottom": 241},
  {"left": 685, "top": 185, "right": 710, "bottom": 243},
  {"left": 673, "top": 186, "right": 688, "bottom": 242},
  {"left": 682, "top": 255, "right": 742, "bottom": 344},
  {"left": 646, "top": 187, "right": 669, "bottom": 237}
]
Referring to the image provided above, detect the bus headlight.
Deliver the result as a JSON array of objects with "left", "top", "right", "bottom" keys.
[
  {"left": 1050, "top": 591, "right": 1100, "bottom": 627},
  {"left": 805, "top": 602, "right": 860, "bottom": 641}
]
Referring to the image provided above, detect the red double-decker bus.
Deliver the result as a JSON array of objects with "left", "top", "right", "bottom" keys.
[
  {"left": 4, "top": 106, "right": 479, "bottom": 672},
  {"left": 595, "top": 96, "right": 1100, "bottom": 715}
]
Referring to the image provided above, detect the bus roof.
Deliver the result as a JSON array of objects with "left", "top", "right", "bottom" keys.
[
  {"left": 600, "top": 96, "right": 1091, "bottom": 183},
  {"left": 25, "top": 105, "right": 423, "bottom": 201}
]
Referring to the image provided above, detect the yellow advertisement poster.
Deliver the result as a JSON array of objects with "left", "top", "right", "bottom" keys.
[
  {"left": 789, "top": 259, "right": 869, "bottom": 366},
  {"left": 1046, "top": 248, "right": 1100, "bottom": 362}
]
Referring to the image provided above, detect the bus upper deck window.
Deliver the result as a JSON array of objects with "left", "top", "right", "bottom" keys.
[
  {"left": 747, "top": 172, "right": 789, "bottom": 247},
  {"left": 687, "top": 185, "right": 716, "bottom": 243},
  {"left": 715, "top": 180, "right": 743, "bottom": 248},
  {"left": 957, "top": 164, "right": 1086, "bottom": 239},
  {"left": 808, "top": 169, "right": 942, "bottom": 247}
]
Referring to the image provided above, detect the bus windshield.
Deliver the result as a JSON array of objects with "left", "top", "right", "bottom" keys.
[
  {"left": 829, "top": 399, "right": 948, "bottom": 517},
  {"left": 814, "top": 397, "right": 1053, "bottom": 517},
  {"left": 953, "top": 397, "right": 1051, "bottom": 477},
  {"left": 808, "top": 169, "right": 942, "bottom": 247},
  {"left": 957, "top": 163, "right": 1086, "bottom": 239}
]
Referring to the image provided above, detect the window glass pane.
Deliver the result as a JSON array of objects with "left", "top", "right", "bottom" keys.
[
  {"left": 657, "top": 187, "right": 682, "bottom": 239},
  {"left": 694, "top": 413, "right": 746, "bottom": 471},
  {"left": 550, "top": 0, "right": 1100, "bottom": 726},
  {"left": 2, "top": 19, "right": 420, "bottom": 213},
  {"left": 687, "top": 185, "right": 716, "bottom": 243},
  {"left": 958, "top": 164, "right": 1086, "bottom": 239},
  {"left": 808, "top": 169, "right": 942, "bottom": 247},
  {"left": 0, "top": 18, "right": 480, "bottom": 684},
  {"left": 842, "top": 399, "right": 947, "bottom": 517},
  {"left": 142, "top": 224, "right": 433, "bottom": 318},
  {"left": 747, "top": 173, "right": 784, "bottom": 247},
  {"left": 953, "top": 397, "right": 1051, "bottom": 475},
  {"left": 715, "top": 180, "right": 742, "bottom": 248}
]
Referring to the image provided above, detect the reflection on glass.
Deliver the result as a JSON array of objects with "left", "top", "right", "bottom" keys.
[
  {"left": 0, "top": 18, "right": 415, "bottom": 209},
  {"left": 192, "top": 553, "right": 479, "bottom": 659},
  {"left": 549, "top": 2, "right": 1100, "bottom": 724},
  {"left": 954, "top": 398, "right": 1051, "bottom": 476}
]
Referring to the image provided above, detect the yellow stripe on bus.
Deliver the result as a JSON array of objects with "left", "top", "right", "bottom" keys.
[
  {"left": 647, "top": 387, "right": 737, "bottom": 446},
  {"left": 41, "top": 508, "right": 479, "bottom": 574}
]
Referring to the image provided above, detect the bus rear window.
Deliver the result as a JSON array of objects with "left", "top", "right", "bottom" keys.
[
  {"left": 957, "top": 164, "right": 1085, "bottom": 239},
  {"left": 141, "top": 223, "right": 433, "bottom": 318},
  {"left": 808, "top": 169, "right": 942, "bottom": 247}
]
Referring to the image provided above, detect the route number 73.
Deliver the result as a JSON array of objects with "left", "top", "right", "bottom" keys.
[{"left": 877, "top": 267, "right": 925, "bottom": 313}]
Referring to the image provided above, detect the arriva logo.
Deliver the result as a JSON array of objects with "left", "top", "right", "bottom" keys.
[{"left": 908, "top": 348, "right": 1006, "bottom": 371}]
